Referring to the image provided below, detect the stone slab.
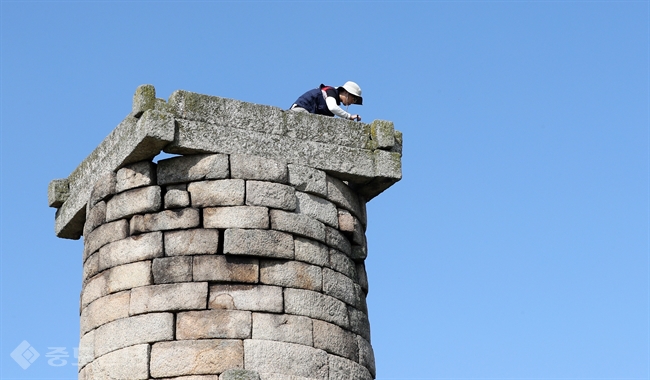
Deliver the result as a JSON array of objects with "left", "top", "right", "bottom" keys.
[
  {"left": 293, "top": 237, "right": 328, "bottom": 267},
  {"left": 224, "top": 229, "right": 293, "bottom": 259},
  {"left": 243, "top": 340, "right": 328, "bottom": 380},
  {"left": 328, "top": 354, "right": 373, "bottom": 380},
  {"left": 153, "top": 256, "right": 193, "bottom": 284},
  {"left": 164, "top": 228, "right": 219, "bottom": 256},
  {"left": 287, "top": 164, "right": 327, "bottom": 197},
  {"left": 176, "top": 310, "right": 251, "bottom": 340},
  {"left": 209, "top": 284, "right": 283, "bottom": 313},
  {"left": 94, "top": 312, "right": 174, "bottom": 357},
  {"left": 312, "top": 319, "right": 358, "bottom": 361},
  {"left": 98, "top": 231, "right": 163, "bottom": 271},
  {"left": 130, "top": 282, "right": 208, "bottom": 315},
  {"left": 82, "top": 344, "right": 150, "bottom": 380},
  {"left": 150, "top": 340, "right": 243, "bottom": 378},
  {"left": 260, "top": 260, "right": 322, "bottom": 291},
  {"left": 295, "top": 192, "right": 338, "bottom": 228},
  {"left": 130, "top": 208, "right": 200, "bottom": 234},
  {"left": 157, "top": 153, "right": 229, "bottom": 185},
  {"left": 251, "top": 313, "right": 313, "bottom": 346},
  {"left": 83, "top": 219, "right": 129, "bottom": 261},
  {"left": 246, "top": 181, "right": 296, "bottom": 211},
  {"left": 270, "top": 210, "right": 325, "bottom": 243},
  {"left": 193, "top": 255, "right": 259, "bottom": 283},
  {"left": 230, "top": 154, "right": 288, "bottom": 183},
  {"left": 204, "top": 206, "right": 269, "bottom": 229},
  {"left": 115, "top": 161, "right": 156, "bottom": 193},
  {"left": 80, "top": 291, "right": 130, "bottom": 335},
  {"left": 188, "top": 180, "right": 245, "bottom": 207},
  {"left": 220, "top": 369, "right": 261, "bottom": 380},
  {"left": 283, "top": 288, "right": 348, "bottom": 328}
]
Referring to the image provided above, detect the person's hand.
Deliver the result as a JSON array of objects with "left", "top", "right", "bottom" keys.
[{"left": 350, "top": 114, "right": 361, "bottom": 122}]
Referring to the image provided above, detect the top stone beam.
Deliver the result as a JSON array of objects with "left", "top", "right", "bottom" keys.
[{"left": 49, "top": 85, "right": 402, "bottom": 240}]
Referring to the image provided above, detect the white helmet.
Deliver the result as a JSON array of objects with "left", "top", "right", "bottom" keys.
[{"left": 338, "top": 81, "right": 363, "bottom": 105}]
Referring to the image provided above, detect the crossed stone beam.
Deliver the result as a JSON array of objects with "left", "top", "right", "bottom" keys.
[{"left": 48, "top": 85, "right": 402, "bottom": 240}]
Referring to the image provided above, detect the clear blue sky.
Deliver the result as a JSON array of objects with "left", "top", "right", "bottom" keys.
[{"left": 1, "top": 1, "right": 648, "bottom": 379}]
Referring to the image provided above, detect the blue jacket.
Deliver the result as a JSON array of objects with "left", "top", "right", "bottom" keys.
[{"left": 292, "top": 84, "right": 340, "bottom": 117}]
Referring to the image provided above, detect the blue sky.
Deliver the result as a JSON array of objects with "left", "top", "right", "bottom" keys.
[{"left": 1, "top": 1, "right": 648, "bottom": 379}]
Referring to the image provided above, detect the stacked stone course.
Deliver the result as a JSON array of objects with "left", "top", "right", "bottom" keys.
[
  {"left": 78, "top": 153, "right": 375, "bottom": 380},
  {"left": 49, "top": 85, "right": 402, "bottom": 380}
]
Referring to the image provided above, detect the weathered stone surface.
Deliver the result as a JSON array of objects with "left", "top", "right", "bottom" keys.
[
  {"left": 312, "top": 319, "right": 358, "bottom": 361},
  {"left": 220, "top": 369, "right": 261, "bottom": 380},
  {"left": 88, "top": 172, "right": 117, "bottom": 209},
  {"left": 132, "top": 84, "right": 156, "bottom": 117},
  {"left": 224, "top": 229, "right": 293, "bottom": 259},
  {"left": 323, "top": 268, "right": 361, "bottom": 308},
  {"left": 188, "top": 180, "right": 245, "bottom": 207},
  {"left": 270, "top": 210, "right": 325, "bottom": 243},
  {"left": 78, "top": 330, "right": 94, "bottom": 369},
  {"left": 81, "top": 273, "right": 108, "bottom": 309},
  {"left": 176, "top": 310, "right": 251, "bottom": 340},
  {"left": 164, "top": 228, "right": 219, "bottom": 256},
  {"left": 356, "top": 262, "right": 369, "bottom": 294},
  {"left": 84, "top": 219, "right": 129, "bottom": 260},
  {"left": 106, "top": 261, "right": 153, "bottom": 294},
  {"left": 283, "top": 288, "right": 349, "bottom": 328},
  {"left": 337, "top": 209, "right": 355, "bottom": 233},
  {"left": 209, "top": 284, "right": 283, "bottom": 313},
  {"left": 130, "top": 282, "right": 208, "bottom": 315},
  {"left": 55, "top": 108, "right": 175, "bottom": 240},
  {"left": 82, "top": 344, "right": 150, "bottom": 380},
  {"left": 52, "top": 87, "right": 401, "bottom": 239},
  {"left": 193, "top": 255, "right": 258, "bottom": 283},
  {"left": 204, "top": 206, "right": 269, "bottom": 229},
  {"left": 294, "top": 237, "right": 328, "bottom": 267},
  {"left": 81, "top": 261, "right": 152, "bottom": 308},
  {"left": 347, "top": 306, "right": 371, "bottom": 341},
  {"left": 230, "top": 154, "right": 287, "bottom": 183},
  {"left": 329, "top": 249, "right": 357, "bottom": 279},
  {"left": 115, "top": 161, "right": 156, "bottom": 193},
  {"left": 295, "top": 192, "right": 338, "bottom": 228},
  {"left": 246, "top": 181, "right": 296, "bottom": 211},
  {"left": 48, "top": 178, "right": 69, "bottom": 208},
  {"left": 325, "top": 226, "right": 351, "bottom": 255},
  {"left": 130, "top": 208, "right": 200, "bottom": 234},
  {"left": 328, "top": 354, "right": 373, "bottom": 380},
  {"left": 153, "top": 256, "right": 193, "bottom": 283},
  {"left": 98, "top": 231, "right": 163, "bottom": 271},
  {"left": 80, "top": 291, "right": 130, "bottom": 335},
  {"left": 150, "top": 340, "right": 243, "bottom": 378},
  {"left": 243, "top": 340, "right": 327, "bottom": 379},
  {"left": 94, "top": 312, "right": 174, "bottom": 357},
  {"left": 287, "top": 164, "right": 327, "bottom": 197},
  {"left": 325, "top": 176, "right": 365, "bottom": 225},
  {"left": 105, "top": 186, "right": 161, "bottom": 222},
  {"left": 83, "top": 201, "right": 106, "bottom": 237},
  {"left": 260, "top": 260, "right": 321, "bottom": 291},
  {"left": 350, "top": 244, "right": 367, "bottom": 261},
  {"left": 165, "top": 188, "right": 190, "bottom": 209},
  {"left": 82, "top": 253, "right": 99, "bottom": 282},
  {"left": 252, "top": 313, "right": 313, "bottom": 346},
  {"left": 370, "top": 119, "right": 396, "bottom": 149},
  {"left": 357, "top": 336, "right": 376, "bottom": 378},
  {"left": 157, "top": 154, "right": 229, "bottom": 185}
]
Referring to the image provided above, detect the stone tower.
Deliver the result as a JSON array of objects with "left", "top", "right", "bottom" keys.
[{"left": 48, "top": 85, "right": 402, "bottom": 380}]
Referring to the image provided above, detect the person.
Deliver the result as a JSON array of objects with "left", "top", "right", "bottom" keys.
[{"left": 289, "top": 81, "right": 363, "bottom": 121}]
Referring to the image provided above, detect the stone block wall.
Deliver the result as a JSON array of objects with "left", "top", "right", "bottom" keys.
[{"left": 78, "top": 153, "right": 376, "bottom": 380}]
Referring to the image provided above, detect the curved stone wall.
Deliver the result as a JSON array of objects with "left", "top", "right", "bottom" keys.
[{"left": 78, "top": 152, "right": 375, "bottom": 380}]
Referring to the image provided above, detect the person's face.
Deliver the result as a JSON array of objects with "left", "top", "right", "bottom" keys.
[{"left": 342, "top": 92, "right": 357, "bottom": 106}]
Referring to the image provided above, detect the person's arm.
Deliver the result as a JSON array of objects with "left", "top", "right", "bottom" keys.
[{"left": 325, "top": 96, "right": 358, "bottom": 120}]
